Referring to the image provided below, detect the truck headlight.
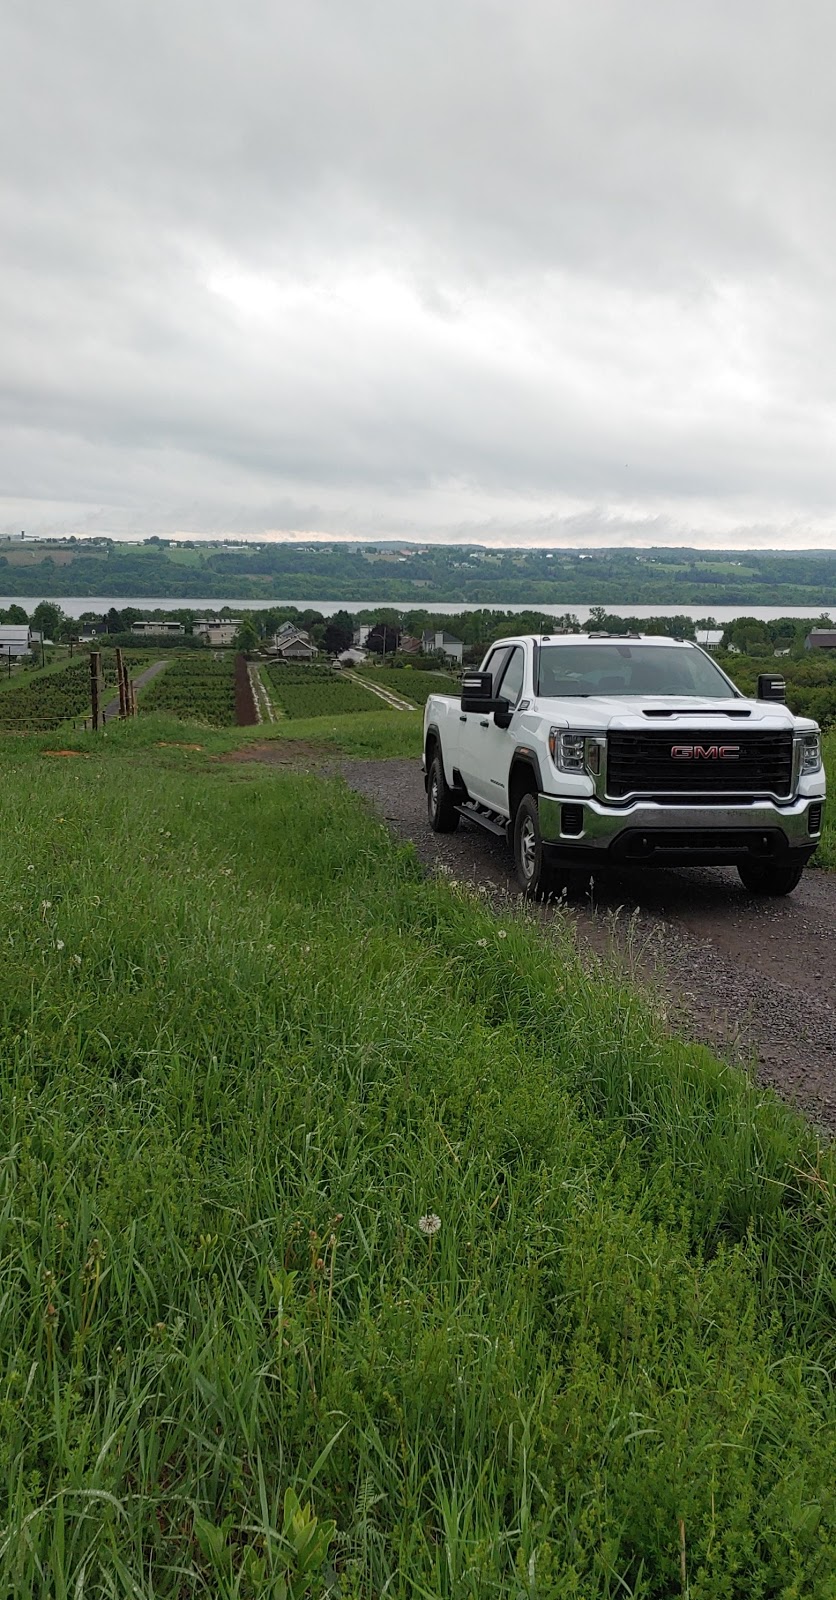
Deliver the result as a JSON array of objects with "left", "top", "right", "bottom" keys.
[
  {"left": 548, "top": 729, "right": 602, "bottom": 774},
  {"left": 796, "top": 731, "right": 822, "bottom": 775}
]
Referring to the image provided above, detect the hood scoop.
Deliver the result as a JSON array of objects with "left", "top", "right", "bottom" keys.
[{"left": 642, "top": 707, "right": 752, "bottom": 718}]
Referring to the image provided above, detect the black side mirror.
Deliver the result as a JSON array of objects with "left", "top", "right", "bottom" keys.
[
  {"left": 461, "top": 672, "right": 494, "bottom": 712},
  {"left": 757, "top": 674, "right": 786, "bottom": 703},
  {"left": 461, "top": 671, "right": 512, "bottom": 725}
]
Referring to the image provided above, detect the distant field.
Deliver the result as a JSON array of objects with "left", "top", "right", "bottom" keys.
[
  {"left": 356, "top": 665, "right": 460, "bottom": 706},
  {"left": 140, "top": 652, "right": 237, "bottom": 725},
  {"left": 265, "top": 661, "right": 389, "bottom": 718}
]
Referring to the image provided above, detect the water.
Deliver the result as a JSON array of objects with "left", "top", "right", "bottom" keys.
[{"left": 4, "top": 596, "right": 834, "bottom": 625}]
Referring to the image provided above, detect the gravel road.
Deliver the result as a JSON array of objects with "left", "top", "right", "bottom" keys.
[
  {"left": 103, "top": 658, "right": 169, "bottom": 720},
  {"left": 340, "top": 757, "right": 836, "bottom": 1131}
]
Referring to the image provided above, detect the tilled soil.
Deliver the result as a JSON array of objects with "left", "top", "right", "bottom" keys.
[{"left": 340, "top": 757, "right": 836, "bottom": 1132}]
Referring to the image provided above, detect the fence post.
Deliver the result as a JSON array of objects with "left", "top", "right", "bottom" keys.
[
  {"left": 115, "top": 649, "right": 127, "bottom": 718},
  {"left": 90, "top": 652, "right": 101, "bottom": 731}
]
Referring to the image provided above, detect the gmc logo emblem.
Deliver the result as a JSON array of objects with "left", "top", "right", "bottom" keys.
[{"left": 670, "top": 744, "right": 741, "bottom": 760}]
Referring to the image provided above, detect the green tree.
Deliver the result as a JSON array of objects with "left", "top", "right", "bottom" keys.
[
  {"left": 235, "top": 619, "right": 259, "bottom": 653},
  {"left": 32, "top": 601, "right": 64, "bottom": 640}
]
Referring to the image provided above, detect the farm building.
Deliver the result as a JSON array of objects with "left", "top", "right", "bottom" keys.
[
  {"left": 695, "top": 628, "right": 724, "bottom": 651},
  {"left": 805, "top": 629, "right": 836, "bottom": 650},
  {"left": 193, "top": 619, "right": 241, "bottom": 646},
  {"left": 0, "top": 625, "right": 32, "bottom": 658},
  {"left": 421, "top": 629, "right": 464, "bottom": 665}
]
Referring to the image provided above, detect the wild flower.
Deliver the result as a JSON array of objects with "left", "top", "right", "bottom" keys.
[
  {"left": 56, "top": 940, "right": 65, "bottom": 951},
  {"left": 418, "top": 1213, "right": 441, "bottom": 1237},
  {"left": 498, "top": 929, "right": 507, "bottom": 939},
  {"left": 477, "top": 938, "right": 488, "bottom": 948}
]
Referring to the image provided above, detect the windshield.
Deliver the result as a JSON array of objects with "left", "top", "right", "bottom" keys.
[{"left": 537, "top": 643, "right": 737, "bottom": 699}]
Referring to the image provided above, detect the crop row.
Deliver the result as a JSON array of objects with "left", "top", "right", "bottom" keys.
[
  {"left": 265, "top": 664, "right": 388, "bottom": 718},
  {"left": 356, "top": 667, "right": 461, "bottom": 707},
  {"left": 142, "top": 655, "right": 237, "bottom": 725},
  {"left": 0, "top": 656, "right": 137, "bottom": 732}
]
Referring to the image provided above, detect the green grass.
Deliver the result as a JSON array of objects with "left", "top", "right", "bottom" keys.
[
  {"left": 819, "top": 728, "right": 836, "bottom": 867},
  {"left": 1, "top": 727, "right": 836, "bottom": 1594}
]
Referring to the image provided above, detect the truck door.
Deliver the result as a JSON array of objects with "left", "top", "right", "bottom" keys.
[
  {"left": 456, "top": 646, "right": 509, "bottom": 794},
  {"left": 465, "top": 645, "right": 526, "bottom": 812}
]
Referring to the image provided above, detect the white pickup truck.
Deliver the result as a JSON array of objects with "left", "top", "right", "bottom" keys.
[{"left": 423, "top": 633, "right": 826, "bottom": 897}]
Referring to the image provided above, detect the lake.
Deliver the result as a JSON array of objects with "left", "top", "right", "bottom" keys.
[{"left": 4, "top": 596, "right": 835, "bottom": 625}]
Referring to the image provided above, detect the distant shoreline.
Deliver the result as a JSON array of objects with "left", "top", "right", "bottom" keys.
[{"left": 3, "top": 596, "right": 834, "bottom": 624}]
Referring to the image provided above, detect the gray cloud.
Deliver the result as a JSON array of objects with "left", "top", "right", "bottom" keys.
[{"left": 3, "top": 0, "right": 836, "bottom": 546}]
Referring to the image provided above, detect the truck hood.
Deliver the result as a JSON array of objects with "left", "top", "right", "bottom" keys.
[{"left": 532, "top": 694, "right": 804, "bottom": 731}]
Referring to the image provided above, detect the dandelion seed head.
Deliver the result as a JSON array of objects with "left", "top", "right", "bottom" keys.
[{"left": 418, "top": 1213, "right": 442, "bottom": 1237}]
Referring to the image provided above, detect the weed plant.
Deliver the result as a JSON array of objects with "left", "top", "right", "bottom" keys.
[{"left": 0, "top": 732, "right": 835, "bottom": 1594}]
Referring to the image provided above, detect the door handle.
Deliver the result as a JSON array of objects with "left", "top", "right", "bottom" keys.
[
  {"left": 479, "top": 718, "right": 490, "bottom": 728},
  {"left": 459, "top": 714, "right": 467, "bottom": 722}
]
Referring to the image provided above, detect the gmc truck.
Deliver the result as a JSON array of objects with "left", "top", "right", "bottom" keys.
[{"left": 423, "top": 633, "right": 826, "bottom": 897}]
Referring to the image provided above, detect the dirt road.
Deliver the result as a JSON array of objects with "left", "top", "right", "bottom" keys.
[{"left": 340, "top": 757, "right": 836, "bottom": 1131}]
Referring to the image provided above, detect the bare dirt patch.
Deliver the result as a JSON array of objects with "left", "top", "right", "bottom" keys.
[
  {"left": 43, "top": 749, "right": 88, "bottom": 758},
  {"left": 217, "top": 739, "right": 328, "bottom": 768}
]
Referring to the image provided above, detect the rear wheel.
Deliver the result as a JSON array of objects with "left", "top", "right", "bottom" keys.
[
  {"left": 427, "top": 753, "right": 460, "bottom": 833},
  {"left": 737, "top": 858, "right": 805, "bottom": 896},
  {"left": 513, "top": 793, "right": 554, "bottom": 898}
]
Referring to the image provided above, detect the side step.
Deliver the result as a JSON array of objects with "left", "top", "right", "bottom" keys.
[{"left": 456, "top": 802, "right": 508, "bottom": 838}]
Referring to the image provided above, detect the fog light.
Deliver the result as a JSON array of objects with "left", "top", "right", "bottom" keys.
[{"left": 561, "top": 804, "right": 584, "bottom": 836}]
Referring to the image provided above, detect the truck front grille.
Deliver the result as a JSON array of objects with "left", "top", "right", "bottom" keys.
[{"left": 606, "top": 730, "right": 794, "bottom": 799}]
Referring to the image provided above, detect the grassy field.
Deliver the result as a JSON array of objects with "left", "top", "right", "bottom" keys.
[{"left": 0, "top": 725, "right": 835, "bottom": 1595}]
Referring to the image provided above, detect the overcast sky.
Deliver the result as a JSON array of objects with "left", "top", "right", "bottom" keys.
[{"left": 3, "top": 0, "right": 836, "bottom": 548}]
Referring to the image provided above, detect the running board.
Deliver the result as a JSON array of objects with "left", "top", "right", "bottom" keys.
[{"left": 456, "top": 802, "right": 508, "bottom": 838}]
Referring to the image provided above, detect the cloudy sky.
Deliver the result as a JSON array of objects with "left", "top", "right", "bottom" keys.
[{"left": 3, "top": 0, "right": 836, "bottom": 548}]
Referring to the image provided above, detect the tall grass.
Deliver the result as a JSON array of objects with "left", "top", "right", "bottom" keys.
[{"left": 0, "top": 735, "right": 835, "bottom": 1594}]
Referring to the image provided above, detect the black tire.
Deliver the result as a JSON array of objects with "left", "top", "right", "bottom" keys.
[
  {"left": 737, "top": 858, "right": 805, "bottom": 896},
  {"left": 427, "top": 753, "right": 460, "bottom": 833},
  {"left": 513, "top": 792, "right": 554, "bottom": 898}
]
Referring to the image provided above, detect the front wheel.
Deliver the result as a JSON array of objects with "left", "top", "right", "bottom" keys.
[
  {"left": 737, "top": 858, "right": 805, "bottom": 896},
  {"left": 427, "top": 754, "right": 460, "bottom": 833},
  {"left": 513, "top": 793, "right": 554, "bottom": 898}
]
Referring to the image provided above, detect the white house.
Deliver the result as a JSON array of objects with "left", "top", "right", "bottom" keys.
[
  {"left": 421, "top": 629, "right": 464, "bottom": 665},
  {"left": 270, "top": 624, "right": 319, "bottom": 660},
  {"left": 0, "top": 625, "right": 32, "bottom": 658},
  {"left": 193, "top": 618, "right": 241, "bottom": 646}
]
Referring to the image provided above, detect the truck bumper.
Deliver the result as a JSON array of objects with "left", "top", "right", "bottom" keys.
[{"left": 538, "top": 793, "right": 824, "bottom": 867}]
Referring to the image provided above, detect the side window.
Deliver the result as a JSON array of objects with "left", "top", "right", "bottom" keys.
[
  {"left": 497, "top": 646, "right": 524, "bottom": 707},
  {"left": 482, "top": 647, "right": 509, "bottom": 693}
]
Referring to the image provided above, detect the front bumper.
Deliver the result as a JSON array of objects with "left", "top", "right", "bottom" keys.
[{"left": 538, "top": 793, "right": 824, "bottom": 867}]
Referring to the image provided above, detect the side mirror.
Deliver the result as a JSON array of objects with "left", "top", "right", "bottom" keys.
[
  {"left": 461, "top": 672, "right": 494, "bottom": 712},
  {"left": 461, "top": 672, "right": 513, "bottom": 725},
  {"left": 757, "top": 673, "right": 786, "bottom": 703}
]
